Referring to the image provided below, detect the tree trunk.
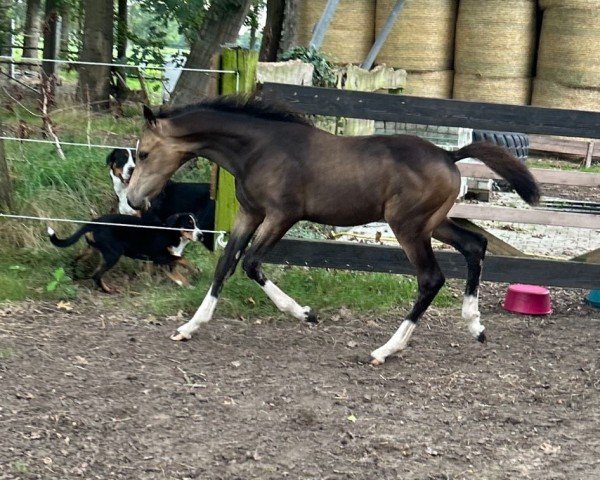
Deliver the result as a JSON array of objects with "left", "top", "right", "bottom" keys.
[
  {"left": 279, "top": 0, "right": 298, "bottom": 54},
  {"left": 42, "top": 0, "right": 61, "bottom": 77},
  {"left": 59, "top": 1, "right": 71, "bottom": 58},
  {"left": 116, "top": 0, "right": 127, "bottom": 60},
  {"left": 77, "top": 0, "right": 114, "bottom": 110},
  {"left": 0, "top": 0, "right": 12, "bottom": 57},
  {"left": 114, "top": 0, "right": 130, "bottom": 101},
  {"left": 170, "top": 0, "right": 253, "bottom": 106},
  {"left": 259, "top": 0, "right": 285, "bottom": 62},
  {"left": 0, "top": 133, "right": 13, "bottom": 213},
  {"left": 22, "top": 0, "right": 42, "bottom": 58}
]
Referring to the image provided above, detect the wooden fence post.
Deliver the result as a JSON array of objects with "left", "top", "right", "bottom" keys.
[
  {"left": 215, "top": 47, "right": 258, "bottom": 234},
  {"left": 0, "top": 131, "right": 13, "bottom": 212}
]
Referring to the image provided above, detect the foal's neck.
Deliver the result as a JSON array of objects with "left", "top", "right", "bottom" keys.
[{"left": 175, "top": 111, "right": 265, "bottom": 176}]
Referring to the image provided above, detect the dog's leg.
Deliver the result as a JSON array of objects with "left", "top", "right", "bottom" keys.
[
  {"left": 165, "top": 268, "right": 190, "bottom": 287},
  {"left": 92, "top": 252, "right": 120, "bottom": 294},
  {"left": 71, "top": 247, "right": 95, "bottom": 278},
  {"left": 174, "top": 257, "right": 199, "bottom": 274}
]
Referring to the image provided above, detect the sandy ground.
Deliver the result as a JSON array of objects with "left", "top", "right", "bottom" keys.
[{"left": 0, "top": 287, "right": 598, "bottom": 480}]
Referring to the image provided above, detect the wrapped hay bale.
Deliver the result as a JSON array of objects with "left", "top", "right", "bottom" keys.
[
  {"left": 375, "top": 0, "right": 458, "bottom": 71},
  {"left": 297, "top": 0, "right": 375, "bottom": 64},
  {"left": 453, "top": 73, "right": 532, "bottom": 105},
  {"left": 540, "top": 0, "right": 600, "bottom": 8},
  {"left": 403, "top": 70, "right": 454, "bottom": 98},
  {"left": 532, "top": 79, "right": 600, "bottom": 111},
  {"left": 454, "top": 0, "right": 537, "bottom": 78},
  {"left": 536, "top": 8, "right": 600, "bottom": 88}
]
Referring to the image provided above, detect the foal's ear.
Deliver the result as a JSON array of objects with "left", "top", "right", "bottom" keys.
[{"left": 143, "top": 105, "right": 158, "bottom": 128}]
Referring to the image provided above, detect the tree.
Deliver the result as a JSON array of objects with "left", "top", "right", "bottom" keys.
[
  {"left": 259, "top": 0, "right": 285, "bottom": 61},
  {"left": 42, "top": 0, "right": 61, "bottom": 77},
  {"left": 77, "top": 0, "right": 113, "bottom": 110},
  {"left": 0, "top": 0, "right": 12, "bottom": 57},
  {"left": 22, "top": 0, "right": 42, "bottom": 58},
  {"left": 170, "top": 0, "right": 253, "bottom": 106},
  {"left": 279, "top": 0, "right": 298, "bottom": 54}
]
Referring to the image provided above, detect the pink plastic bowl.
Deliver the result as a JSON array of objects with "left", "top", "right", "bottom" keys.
[{"left": 503, "top": 284, "right": 552, "bottom": 315}]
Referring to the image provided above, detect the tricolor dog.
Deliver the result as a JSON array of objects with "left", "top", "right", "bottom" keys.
[
  {"left": 106, "top": 148, "right": 138, "bottom": 215},
  {"left": 106, "top": 148, "right": 216, "bottom": 251},
  {"left": 48, "top": 213, "right": 202, "bottom": 293}
]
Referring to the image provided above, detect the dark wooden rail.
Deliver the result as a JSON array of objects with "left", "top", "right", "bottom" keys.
[{"left": 261, "top": 83, "right": 600, "bottom": 139}]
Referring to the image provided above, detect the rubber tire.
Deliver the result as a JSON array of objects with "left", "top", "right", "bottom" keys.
[{"left": 472, "top": 130, "right": 529, "bottom": 161}]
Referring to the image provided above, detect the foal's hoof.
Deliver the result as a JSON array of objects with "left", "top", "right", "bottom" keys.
[
  {"left": 477, "top": 331, "right": 487, "bottom": 343},
  {"left": 170, "top": 331, "right": 191, "bottom": 341},
  {"left": 370, "top": 356, "right": 385, "bottom": 366}
]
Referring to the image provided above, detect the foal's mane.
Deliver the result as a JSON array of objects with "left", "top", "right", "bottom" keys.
[{"left": 157, "top": 95, "right": 313, "bottom": 126}]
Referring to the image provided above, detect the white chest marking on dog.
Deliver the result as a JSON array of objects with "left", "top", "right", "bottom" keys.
[
  {"left": 170, "top": 238, "right": 190, "bottom": 257},
  {"left": 370, "top": 319, "right": 416, "bottom": 364},
  {"left": 262, "top": 280, "right": 312, "bottom": 321},
  {"left": 462, "top": 294, "right": 485, "bottom": 338},
  {"left": 47, "top": 227, "right": 55, "bottom": 236},
  {"left": 110, "top": 171, "right": 137, "bottom": 215},
  {"left": 171, "top": 286, "right": 218, "bottom": 340}
]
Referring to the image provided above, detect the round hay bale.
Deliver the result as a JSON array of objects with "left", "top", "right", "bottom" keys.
[
  {"left": 404, "top": 70, "right": 454, "bottom": 98},
  {"left": 453, "top": 73, "right": 532, "bottom": 105},
  {"left": 297, "top": 0, "right": 375, "bottom": 64},
  {"left": 536, "top": 8, "right": 600, "bottom": 88},
  {"left": 540, "top": 0, "right": 600, "bottom": 9},
  {"left": 375, "top": 0, "right": 458, "bottom": 71},
  {"left": 454, "top": 0, "right": 537, "bottom": 78},
  {"left": 532, "top": 79, "right": 600, "bottom": 111}
]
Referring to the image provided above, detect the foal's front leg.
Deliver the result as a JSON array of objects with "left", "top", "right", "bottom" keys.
[
  {"left": 171, "top": 210, "right": 261, "bottom": 341},
  {"left": 242, "top": 217, "right": 317, "bottom": 323}
]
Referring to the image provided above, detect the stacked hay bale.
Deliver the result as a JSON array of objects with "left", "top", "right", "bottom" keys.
[
  {"left": 296, "top": 0, "right": 375, "bottom": 64},
  {"left": 375, "top": 0, "right": 458, "bottom": 98},
  {"left": 453, "top": 0, "right": 537, "bottom": 104},
  {"left": 532, "top": 0, "right": 600, "bottom": 111}
]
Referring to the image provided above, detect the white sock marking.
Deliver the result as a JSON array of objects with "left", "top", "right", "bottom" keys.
[
  {"left": 262, "top": 280, "right": 311, "bottom": 321},
  {"left": 462, "top": 294, "right": 485, "bottom": 338},
  {"left": 370, "top": 320, "right": 416, "bottom": 364},
  {"left": 173, "top": 285, "right": 218, "bottom": 339}
]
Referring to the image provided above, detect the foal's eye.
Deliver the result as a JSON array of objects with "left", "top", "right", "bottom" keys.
[{"left": 138, "top": 152, "right": 149, "bottom": 161}]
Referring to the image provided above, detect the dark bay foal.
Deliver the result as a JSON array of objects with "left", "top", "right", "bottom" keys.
[{"left": 127, "top": 96, "right": 540, "bottom": 365}]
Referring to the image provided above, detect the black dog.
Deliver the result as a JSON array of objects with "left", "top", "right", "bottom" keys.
[
  {"left": 106, "top": 149, "right": 216, "bottom": 250},
  {"left": 48, "top": 213, "right": 201, "bottom": 293}
]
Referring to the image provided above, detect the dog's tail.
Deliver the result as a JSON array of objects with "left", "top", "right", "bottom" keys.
[
  {"left": 452, "top": 142, "right": 541, "bottom": 205},
  {"left": 47, "top": 224, "right": 91, "bottom": 248}
]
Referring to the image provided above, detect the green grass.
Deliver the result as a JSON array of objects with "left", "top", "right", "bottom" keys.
[
  {"left": 0, "top": 103, "right": 458, "bottom": 318},
  {"left": 529, "top": 156, "right": 600, "bottom": 173}
]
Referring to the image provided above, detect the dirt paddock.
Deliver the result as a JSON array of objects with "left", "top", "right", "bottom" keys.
[{"left": 0, "top": 289, "right": 598, "bottom": 480}]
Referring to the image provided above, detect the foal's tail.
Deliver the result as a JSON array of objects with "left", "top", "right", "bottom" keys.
[
  {"left": 47, "top": 225, "right": 91, "bottom": 248},
  {"left": 452, "top": 142, "right": 541, "bottom": 205}
]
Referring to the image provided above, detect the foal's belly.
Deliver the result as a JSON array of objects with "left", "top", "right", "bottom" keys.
[{"left": 303, "top": 199, "right": 384, "bottom": 227}]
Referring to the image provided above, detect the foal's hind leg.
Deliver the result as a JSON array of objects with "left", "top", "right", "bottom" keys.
[
  {"left": 242, "top": 216, "right": 316, "bottom": 323},
  {"left": 371, "top": 234, "right": 445, "bottom": 365},
  {"left": 433, "top": 219, "right": 488, "bottom": 342},
  {"left": 171, "top": 209, "right": 262, "bottom": 341}
]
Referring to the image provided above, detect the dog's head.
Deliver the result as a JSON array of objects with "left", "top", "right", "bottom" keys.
[
  {"left": 166, "top": 213, "right": 203, "bottom": 242},
  {"left": 106, "top": 148, "right": 136, "bottom": 185}
]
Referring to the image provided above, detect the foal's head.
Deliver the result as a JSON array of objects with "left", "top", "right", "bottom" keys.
[{"left": 127, "top": 106, "right": 190, "bottom": 210}]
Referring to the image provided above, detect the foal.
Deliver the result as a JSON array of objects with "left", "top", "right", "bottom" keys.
[{"left": 127, "top": 96, "right": 540, "bottom": 365}]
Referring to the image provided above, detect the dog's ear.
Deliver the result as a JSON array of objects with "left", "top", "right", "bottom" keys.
[
  {"left": 106, "top": 150, "right": 116, "bottom": 166},
  {"left": 165, "top": 214, "right": 180, "bottom": 228},
  {"left": 143, "top": 105, "right": 158, "bottom": 128}
]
